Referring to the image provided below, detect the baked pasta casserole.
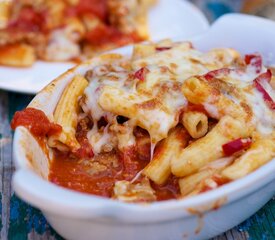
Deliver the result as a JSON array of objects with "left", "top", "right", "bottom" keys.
[
  {"left": 11, "top": 40, "right": 275, "bottom": 202},
  {"left": 0, "top": 0, "right": 155, "bottom": 67}
]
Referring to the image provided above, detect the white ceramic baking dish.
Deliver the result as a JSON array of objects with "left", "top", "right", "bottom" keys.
[{"left": 12, "top": 14, "right": 275, "bottom": 240}]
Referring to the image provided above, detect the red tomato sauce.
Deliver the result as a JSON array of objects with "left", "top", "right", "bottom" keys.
[
  {"left": 8, "top": 7, "right": 47, "bottom": 32},
  {"left": 151, "top": 175, "right": 180, "bottom": 201},
  {"left": 12, "top": 109, "right": 180, "bottom": 201},
  {"left": 49, "top": 147, "right": 180, "bottom": 201},
  {"left": 7, "top": 1, "right": 143, "bottom": 49},
  {"left": 84, "top": 24, "right": 142, "bottom": 47},
  {"left": 75, "top": 117, "right": 94, "bottom": 159},
  {"left": 66, "top": 0, "right": 108, "bottom": 21},
  {"left": 49, "top": 126, "right": 180, "bottom": 201},
  {"left": 49, "top": 150, "right": 124, "bottom": 197},
  {"left": 66, "top": 0, "right": 142, "bottom": 46},
  {"left": 11, "top": 108, "right": 62, "bottom": 138},
  {"left": 49, "top": 146, "right": 147, "bottom": 197}
]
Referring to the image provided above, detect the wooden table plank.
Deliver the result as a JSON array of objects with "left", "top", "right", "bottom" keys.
[
  {"left": 237, "top": 199, "right": 275, "bottom": 239},
  {"left": 0, "top": 90, "right": 13, "bottom": 240},
  {"left": 1, "top": 92, "right": 275, "bottom": 240}
]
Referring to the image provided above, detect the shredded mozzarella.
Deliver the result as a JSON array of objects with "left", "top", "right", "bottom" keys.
[
  {"left": 245, "top": 88, "right": 274, "bottom": 134},
  {"left": 79, "top": 41, "right": 274, "bottom": 158}
]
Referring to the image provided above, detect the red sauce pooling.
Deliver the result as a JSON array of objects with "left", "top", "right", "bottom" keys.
[
  {"left": 49, "top": 145, "right": 149, "bottom": 197},
  {"left": 49, "top": 150, "right": 124, "bottom": 197},
  {"left": 49, "top": 148, "right": 179, "bottom": 200},
  {"left": 49, "top": 126, "right": 180, "bottom": 201},
  {"left": 11, "top": 108, "right": 62, "bottom": 137}
]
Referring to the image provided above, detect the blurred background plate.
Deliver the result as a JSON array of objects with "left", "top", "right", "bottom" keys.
[{"left": 0, "top": 0, "right": 209, "bottom": 94}]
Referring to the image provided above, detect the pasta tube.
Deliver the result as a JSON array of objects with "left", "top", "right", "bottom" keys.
[
  {"left": 171, "top": 116, "right": 250, "bottom": 177},
  {"left": 222, "top": 137, "right": 275, "bottom": 180},
  {"left": 179, "top": 157, "right": 233, "bottom": 196},
  {"left": 48, "top": 75, "right": 88, "bottom": 151},
  {"left": 143, "top": 126, "right": 189, "bottom": 185},
  {"left": 182, "top": 111, "right": 208, "bottom": 138},
  {"left": 182, "top": 77, "right": 244, "bottom": 119},
  {"left": 184, "top": 174, "right": 225, "bottom": 197},
  {"left": 179, "top": 169, "right": 217, "bottom": 196}
]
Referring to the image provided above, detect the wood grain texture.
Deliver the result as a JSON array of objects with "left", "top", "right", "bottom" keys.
[
  {"left": 1, "top": 92, "right": 274, "bottom": 240},
  {"left": 0, "top": 90, "right": 13, "bottom": 240}
]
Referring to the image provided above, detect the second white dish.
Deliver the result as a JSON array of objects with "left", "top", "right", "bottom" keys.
[{"left": 0, "top": 0, "right": 209, "bottom": 94}]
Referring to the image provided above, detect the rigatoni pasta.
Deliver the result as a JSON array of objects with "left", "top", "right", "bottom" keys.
[
  {"left": 221, "top": 137, "right": 275, "bottom": 180},
  {"left": 11, "top": 40, "right": 275, "bottom": 202},
  {"left": 171, "top": 116, "right": 250, "bottom": 177},
  {"left": 179, "top": 157, "right": 233, "bottom": 196},
  {"left": 48, "top": 75, "right": 88, "bottom": 151},
  {"left": 182, "top": 76, "right": 245, "bottom": 119},
  {"left": 144, "top": 125, "right": 189, "bottom": 185},
  {"left": 182, "top": 111, "right": 208, "bottom": 138}
]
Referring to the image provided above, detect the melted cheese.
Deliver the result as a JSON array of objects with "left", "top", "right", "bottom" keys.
[
  {"left": 113, "top": 179, "right": 156, "bottom": 202},
  {"left": 87, "top": 125, "right": 113, "bottom": 154},
  {"left": 132, "top": 45, "right": 209, "bottom": 81},
  {"left": 227, "top": 66, "right": 267, "bottom": 85},
  {"left": 79, "top": 41, "right": 274, "bottom": 157},
  {"left": 244, "top": 88, "right": 275, "bottom": 134},
  {"left": 203, "top": 103, "right": 219, "bottom": 119},
  {"left": 116, "top": 122, "right": 136, "bottom": 150}
]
